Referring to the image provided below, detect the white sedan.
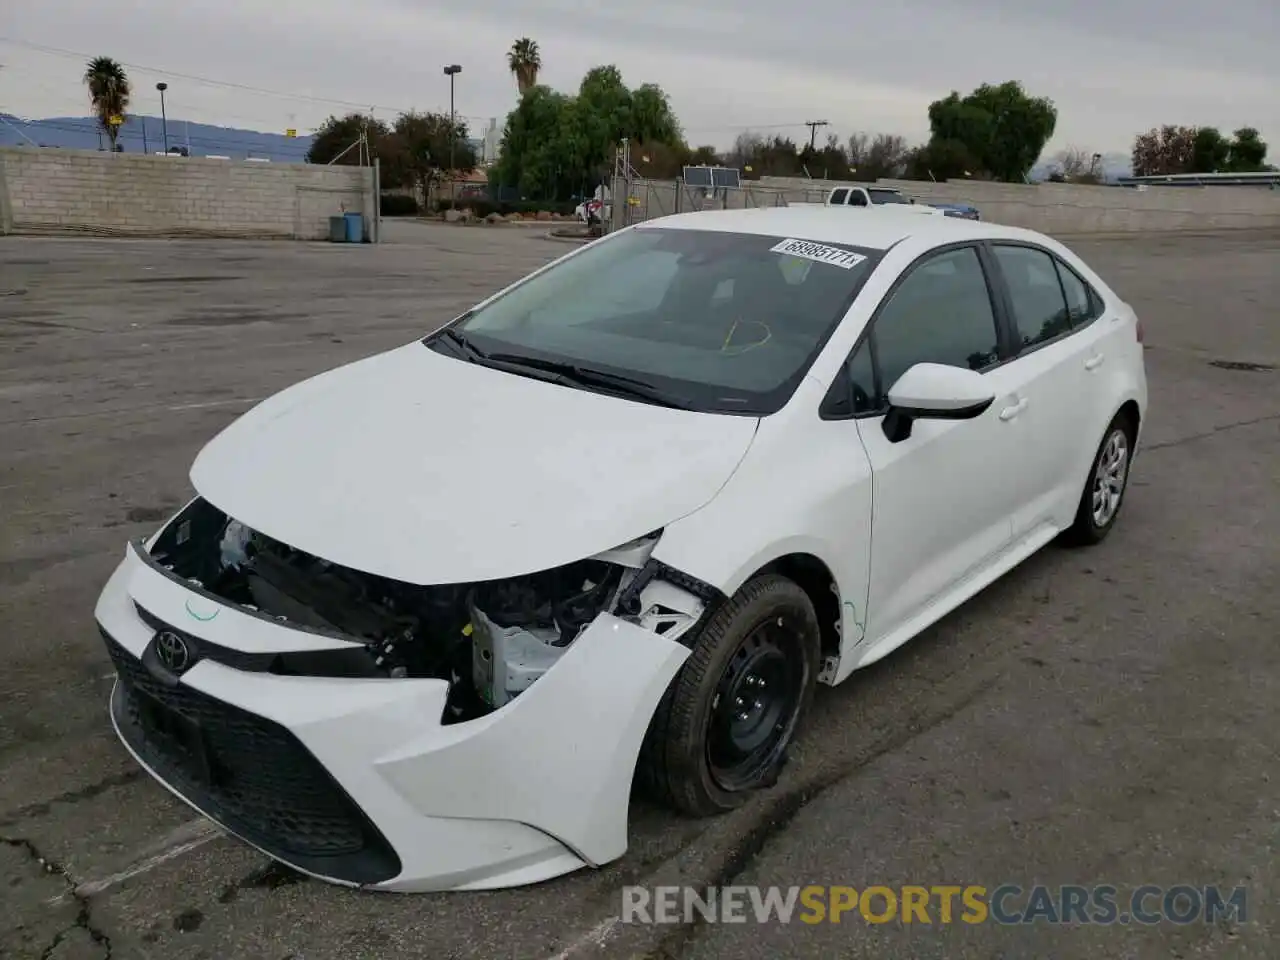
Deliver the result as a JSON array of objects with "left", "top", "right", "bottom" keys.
[{"left": 95, "top": 206, "right": 1147, "bottom": 892}]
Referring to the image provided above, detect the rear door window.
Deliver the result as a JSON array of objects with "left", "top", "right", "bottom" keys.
[
  {"left": 1053, "top": 258, "right": 1104, "bottom": 327},
  {"left": 992, "top": 245, "right": 1072, "bottom": 350}
]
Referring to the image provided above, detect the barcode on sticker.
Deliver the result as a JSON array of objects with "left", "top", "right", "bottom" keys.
[{"left": 770, "top": 238, "right": 866, "bottom": 269}]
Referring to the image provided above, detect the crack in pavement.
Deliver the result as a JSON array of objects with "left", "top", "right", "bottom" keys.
[
  {"left": 0, "top": 770, "right": 144, "bottom": 829},
  {"left": 1142, "top": 411, "right": 1280, "bottom": 452},
  {"left": 2, "top": 834, "right": 114, "bottom": 959}
]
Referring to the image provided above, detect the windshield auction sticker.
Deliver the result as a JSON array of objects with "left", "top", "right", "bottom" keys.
[{"left": 769, "top": 238, "right": 867, "bottom": 269}]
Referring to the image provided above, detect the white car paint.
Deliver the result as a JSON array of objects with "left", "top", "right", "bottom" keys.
[
  {"left": 189, "top": 344, "right": 758, "bottom": 585},
  {"left": 95, "top": 204, "right": 1146, "bottom": 891},
  {"left": 97, "top": 545, "right": 694, "bottom": 890}
]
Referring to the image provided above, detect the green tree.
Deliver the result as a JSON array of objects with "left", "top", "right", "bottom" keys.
[
  {"left": 508, "top": 38, "right": 542, "bottom": 96},
  {"left": 392, "top": 111, "right": 476, "bottom": 201},
  {"left": 306, "top": 113, "right": 392, "bottom": 166},
  {"left": 1132, "top": 125, "right": 1269, "bottom": 176},
  {"left": 83, "top": 57, "right": 130, "bottom": 151},
  {"left": 1191, "top": 127, "right": 1230, "bottom": 173},
  {"left": 904, "top": 138, "right": 983, "bottom": 181},
  {"left": 493, "top": 65, "right": 684, "bottom": 199},
  {"left": 923, "top": 81, "right": 1057, "bottom": 181},
  {"left": 493, "top": 85, "right": 575, "bottom": 197},
  {"left": 630, "top": 84, "right": 681, "bottom": 145},
  {"left": 1226, "top": 127, "right": 1268, "bottom": 172}
]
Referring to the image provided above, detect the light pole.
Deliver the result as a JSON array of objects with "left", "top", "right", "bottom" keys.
[
  {"left": 156, "top": 82, "right": 169, "bottom": 154},
  {"left": 443, "top": 64, "right": 461, "bottom": 205}
]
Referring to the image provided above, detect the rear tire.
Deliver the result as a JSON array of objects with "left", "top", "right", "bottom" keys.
[
  {"left": 1064, "top": 411, "right": 1136, "bottom": 546},
  {"left": 637, "top": 574, "right": 821, "bottom": 817}
]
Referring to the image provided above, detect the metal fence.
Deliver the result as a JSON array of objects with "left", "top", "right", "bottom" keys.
[{"left": 607, "top": 176, "right": 830, "bottom": 231}]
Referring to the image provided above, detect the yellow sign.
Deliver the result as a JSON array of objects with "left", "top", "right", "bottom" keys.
[
  {"left": 286, "top": 128, "right": 297, "bottom": 138},
  {"left": 108, "top": 115, "right": 124, "bottom": 126}
]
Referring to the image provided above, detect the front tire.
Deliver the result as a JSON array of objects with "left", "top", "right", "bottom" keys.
[
  {"left": 1064, "top": 412, "right": 1136, "bottom": 545},
  {"left": 638, "top": 574, "right": 821, "bottom": 817}
]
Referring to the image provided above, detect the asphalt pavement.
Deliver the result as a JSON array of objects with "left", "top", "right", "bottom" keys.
[{"left": 1, "top": 220, "right": 1277, "bottom": 959}]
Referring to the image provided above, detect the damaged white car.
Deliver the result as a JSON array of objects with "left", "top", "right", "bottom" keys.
[{"left": 96, "top": 207, "right": 1147, "bottom": 892}]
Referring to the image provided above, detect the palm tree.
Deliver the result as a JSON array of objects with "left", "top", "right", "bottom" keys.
[
  {"left": 507, "top": 38, "right": 541, "bottom": 96},
  {"left": 84, "top": 56, "right": 131, "bottom": 151}
]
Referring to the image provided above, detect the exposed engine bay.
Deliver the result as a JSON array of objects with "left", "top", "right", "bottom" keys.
[{"left": 145, "top": 497, "right": 708, "bottom": 723}]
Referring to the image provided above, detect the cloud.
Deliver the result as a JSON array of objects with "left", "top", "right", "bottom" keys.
[{"left": 3, "top": 0, "right": 1276, "bottom": 154}]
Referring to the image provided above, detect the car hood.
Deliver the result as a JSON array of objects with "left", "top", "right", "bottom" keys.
[{"left": 189, "top": 342, "right": 759, "bottom": 585}]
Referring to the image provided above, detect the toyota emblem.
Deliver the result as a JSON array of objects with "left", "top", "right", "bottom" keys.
[{"left": 154, "top": 630, "right": 191, "bottom": 673}]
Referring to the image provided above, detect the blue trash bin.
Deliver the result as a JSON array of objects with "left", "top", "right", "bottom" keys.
[{"left": 343, "top": 212, "right": 363, "bottom": 243}]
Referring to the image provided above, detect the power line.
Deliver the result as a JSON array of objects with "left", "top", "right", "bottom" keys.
[
  {"left": 3, "top": 35, "right": 850, "bottom": 149},
  {"left": 0, "top": 35, "right": 491, "bottom": 125}
]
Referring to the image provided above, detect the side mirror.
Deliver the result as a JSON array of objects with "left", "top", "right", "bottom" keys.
[{"left": 882, "top": 362, "right": 995, "bottom": 442}]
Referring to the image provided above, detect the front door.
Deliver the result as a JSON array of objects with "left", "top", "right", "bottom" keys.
[{"left": 850, "top": 244, "right": 1026, "bottom": 643}]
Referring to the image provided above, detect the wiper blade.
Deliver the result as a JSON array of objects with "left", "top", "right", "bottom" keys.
[
  {"left": 484, "top": 353, "right": 693, "bottom": 410},
  {"left": 435, "top": 327, "right": 489, "bottom": 361}
]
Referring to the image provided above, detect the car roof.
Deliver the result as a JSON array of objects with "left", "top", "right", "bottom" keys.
[{"left": 635, "top": 206, "right": 1039, "bottom": 252}]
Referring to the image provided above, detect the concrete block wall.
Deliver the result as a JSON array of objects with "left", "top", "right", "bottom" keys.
[
  {"left": 0, "top": 147, "right": 374, "bottom": 240},
  {"left": 757, "top": 176, "right": 1280, "bottom": 234}
]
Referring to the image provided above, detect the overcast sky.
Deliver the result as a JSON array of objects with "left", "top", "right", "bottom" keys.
[{"left": 2, "top": 0, "right": 1277, "bottom": 159}]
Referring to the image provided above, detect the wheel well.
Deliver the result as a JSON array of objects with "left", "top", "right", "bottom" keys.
[
  {"left": 1116, "top": 399, "right": 1140, "bottom": 438},
  {"left": 755, "top": 554, "right": 841, "bottom": 659}
]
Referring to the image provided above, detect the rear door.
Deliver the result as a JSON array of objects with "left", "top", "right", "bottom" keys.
[{"left": 984, "top": 242, "right": 1111, "bottom": 535}]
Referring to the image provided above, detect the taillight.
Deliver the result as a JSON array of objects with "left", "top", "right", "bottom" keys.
[{"left": 1135, "top": 317, "right": 1145, "bottom": 343}]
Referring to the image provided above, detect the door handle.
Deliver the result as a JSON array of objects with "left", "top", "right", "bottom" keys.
[
  {"left": 999, "top": 397, "right": 1028, "bottom": 421},
  {"left": 1084, "top": 353, "right": 1105, "bottom": 370}
]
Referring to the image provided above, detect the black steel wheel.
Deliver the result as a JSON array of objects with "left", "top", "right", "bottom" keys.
[
  {"left": 637, "top": 574, "right": 821, "bottom": 817},
  {"left": 706, "top": 618, "right": 807, "bottom": 792}
]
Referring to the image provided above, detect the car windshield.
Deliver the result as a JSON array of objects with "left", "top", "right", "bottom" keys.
[
  {"left": 868, "top": 189, "right": 910, "bottom": 205},
  {"left": 429, "top": 226, "right": 882, "bottom": 415}
]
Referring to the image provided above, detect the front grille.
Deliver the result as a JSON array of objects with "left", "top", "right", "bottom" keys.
[{"left": 103, "top": 630, "right": 401, "bottom": 885}]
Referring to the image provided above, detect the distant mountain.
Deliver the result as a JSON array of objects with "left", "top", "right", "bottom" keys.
[{"left": 0, "top": 114, "right": 314, "bottom": 163}]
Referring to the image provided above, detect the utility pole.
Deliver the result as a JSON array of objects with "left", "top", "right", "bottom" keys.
[{"left": 805, "top": 120, "right": 829, "bottom": 151}]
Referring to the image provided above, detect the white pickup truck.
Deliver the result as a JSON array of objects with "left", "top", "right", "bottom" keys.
[{"left": 820, "top": 185, "right": 946, "bottom": 213}]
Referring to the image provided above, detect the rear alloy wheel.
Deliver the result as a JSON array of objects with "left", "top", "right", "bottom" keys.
[
  {"left": 638, "top": 574, "right": 821, "bottom": 817},
  {"left": 1065, "top": 413, "right": 1135, "bottom": 545}
]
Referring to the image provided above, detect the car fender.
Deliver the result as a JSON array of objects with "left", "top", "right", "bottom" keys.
[{"left": 650, "top": 377, "right": 873, "bottom": 657}]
